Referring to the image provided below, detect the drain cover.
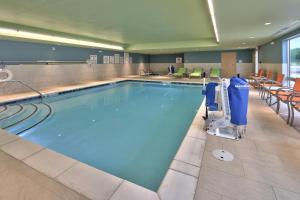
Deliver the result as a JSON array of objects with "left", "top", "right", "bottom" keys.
[{"left": 212, "top": 149, "right": 234, "bottom": 161}]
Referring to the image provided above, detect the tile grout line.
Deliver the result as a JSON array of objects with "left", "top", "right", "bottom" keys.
[
  {"left": 169, "top": 167, "right": 199, "bottom": 179},
  {"left": 173, "top": 158, "right": 201, "bottom": 168},
  {"left": 271, "top": 185, "right": 278, "bottom": 200},
  {"left": 107, "top": 179, "right": 124, "bottom": 200},
  {"left": 186, "top": 135, "right": 207, "bottom": 141},
  {"left": 173, "top": 158, "right": 202, "bottom": 169},
  {"left": 21, "top": 147, "right": 45, "bottom": 161},
  {"left": 54, "top": 160, "right": 79, "bottom": 179},
  {"left": 0, "top": 136, "right": 21, "bottom": 147}
]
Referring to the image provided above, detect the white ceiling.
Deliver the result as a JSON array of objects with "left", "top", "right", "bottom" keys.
[{"left": 0, "top": 0, "right": 300, "bottom": 53}]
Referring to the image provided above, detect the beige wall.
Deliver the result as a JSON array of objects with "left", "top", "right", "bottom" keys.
[
  {"left": 0, "top": 63, "right": 148, "bottom": 95},
  {"left": 236, "top": 63, "right": 254, "bottom": 78},
  {"left": 149, "top": 63, "right": 183, "bottom": 75}
]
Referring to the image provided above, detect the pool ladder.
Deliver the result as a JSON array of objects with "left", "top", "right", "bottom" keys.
[{"left": 0, "top": 80, "right": 53, "bottom": 135}]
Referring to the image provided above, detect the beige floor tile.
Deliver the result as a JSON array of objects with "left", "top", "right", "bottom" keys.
[
  {"left": 222, "top": 197, "right": 236, "bottom": 200},
  {"left": 187, "top": 126, "right": 207, "bottom": 140},
  {"left": 57, "top": 162, "right": 122, "bottom": 200},
  {"left": 170, "top": 159, "right": 200, "bottom": 177},
  {"left": 0, "top": 150, "right": 88, "bottom": 200},
  {"left": 273, "top": 187, "right": 300, "bottom": 200},
  {"left": 1, "top": 139, "right": 43, "bottom": 160},
  {"left": 0, "top": 168, "right": 62, "bottom": 200},
  {"left": 194, "top": 187, "right": 222, "bottom": 200},
  {"left": 0, "top": 129, "right": 19, "bottom": 146},
  {"left": 198, "top": 167, "right": 276, "bottom": 200},
  {"left": 110, "top": 181, "right": 159, "bottom": 200},
  {"left": 243, "top": 162, "right": 300, "bottom": 193},
  {"left": 240, "top": 151, "right": 284, "bottom": 170},
  {"left": 24, "top": 149, "right": 77, "bottom": 178},
  {"left": 202, "top": 151, "right": 245, "bottom": 177},
  {"left": 175, "top": 137, "right": 205, "bottom": 167},
  {"left": 158, "top": 169, "right": 198, "bottom": 200}
]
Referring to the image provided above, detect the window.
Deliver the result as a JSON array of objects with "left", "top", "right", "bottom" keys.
[{"left": 289, "top": 36, "right": 300, "bottom": 78}]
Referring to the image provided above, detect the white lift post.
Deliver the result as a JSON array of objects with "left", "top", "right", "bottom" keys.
[{"left": 206, "top": 78, "right": 242, "bottom": 140}]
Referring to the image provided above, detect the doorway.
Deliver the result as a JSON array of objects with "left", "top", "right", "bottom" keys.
[{"left": 221, "top": 52, "right": 236, "bottom": 78}]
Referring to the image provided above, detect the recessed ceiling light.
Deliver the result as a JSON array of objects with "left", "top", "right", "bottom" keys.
[
  {"left": 242, "top": 42, "right": 247, "bottom": 45},
  {"left": 0, "top": 27, "right": 123, "bottom": 50},
  {"left": 250, "top": 36, "right": 255, "bottom": 39},
  {"left": 264, "top": 22, "right": 271, "bottom": 26},
  {"left": 207, "top": 0, "right": 219, "bottom": 43}
]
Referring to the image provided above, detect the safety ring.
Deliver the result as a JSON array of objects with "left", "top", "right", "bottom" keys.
[{"left": 0, "top": 68, "right": 13, "bottom": 82}]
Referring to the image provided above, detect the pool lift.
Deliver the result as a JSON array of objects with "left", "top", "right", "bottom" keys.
[{"left": 204, "top": 78, "right": 245, "bottom": 140}]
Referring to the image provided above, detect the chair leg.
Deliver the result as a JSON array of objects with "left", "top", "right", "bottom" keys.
[
  {"left": 290, "top": 105, "right": 295, "bottom": 126},
  {"left": 276, "top": 97, "right": 280, "bottom": 114},
  {"left": 263, "top": 90, "right": 267, "bottom": 100},
  {"left": 261, "top": 88, "right": 266, "bottom": 99},
  {"left": 287, "top": 102, "right": 291, "bottom": 124},
  {"left": 267, "top": 93, "right": 272, "bottom": 105}
]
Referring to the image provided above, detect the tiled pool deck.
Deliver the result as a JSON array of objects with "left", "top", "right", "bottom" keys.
[
  {"left": 0, "top": 77, "right": 207, "bottom": 200},
  {"left": 1, "top": 77, "right": 300, "bottom": 200}
]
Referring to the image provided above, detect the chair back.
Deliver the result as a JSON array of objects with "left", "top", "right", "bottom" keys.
[
  {"left": 257, "top": 69, "right": 263, "bottom": 77},
  {"left": 177, "top": 67, "right": 185, "bottom": 73},
  {"left": 293, "top": 78, "right": 300, "bottom": 92},
  {"left": 276, "top": 74, "right": 284, "bottom": 83},
  {"left": 194, "top": 68, "right": 202, "bottom": 73},
  {"left": 266, "top": 71, "right": 273, "bottom": 79}
]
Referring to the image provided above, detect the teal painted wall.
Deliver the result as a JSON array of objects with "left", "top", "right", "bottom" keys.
[
  {"left": 0, "top": 39, "right": 148, "bottom": 64},
  {"left": 259, "top": 27, "right": 300, "bottom": 64},
  {"left": 184, "top": 49, "right": 253, "bottom": 63},
  {"left": 184, "top": 51, "right": 221, "bottom": 63},
  {"left": 149, "top": 54, "right": 183, "bottom": 63},
  {"left": 0, "top": 39, "right": 254, "bottom": 65}
]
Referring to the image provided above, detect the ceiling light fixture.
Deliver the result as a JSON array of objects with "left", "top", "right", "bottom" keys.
[
  {"left": 250, "top": 36, "right": 255, "bottom": 39},
  {"left": 207, "top": 0, "right": 219, "bottom": 43},
  {"left": 264, "top": 22, "right": 271, "bottom": 26},
  {"left": 242, "top": 42, "right": 247, "bottom": 45},
  {"left": 0, "top": 27, "right": 123, "bottom": 50}
]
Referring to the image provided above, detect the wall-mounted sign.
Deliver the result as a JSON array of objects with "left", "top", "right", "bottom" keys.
[
  {"left": 114, "top": 54, "right": 120, "bottom": 64},
  {"left": 124, "top": 53, "right": 129, "bottom": 64},
  {"left": 120, "top": 57, "right": 124, "bottom": 64},
  {"left": 89, "top": 55, "right": 97, "bottom": 64},
  {"left": 109, "top": 56, "right": 115, "bottom": 64},
  {"left": 103, "top": 56, "right": 110, "bottom": 64},
  {"left": 176, "top": 57, "right": 182, "bottom": 64}
]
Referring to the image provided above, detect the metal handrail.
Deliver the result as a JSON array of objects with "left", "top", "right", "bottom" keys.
[{"left": 0, "top": 80, "right": 44, "bottom": 99}]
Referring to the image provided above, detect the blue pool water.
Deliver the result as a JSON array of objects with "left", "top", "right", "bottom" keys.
[{"left": 13, "top": 81, "right": 204, "bottom": 191}]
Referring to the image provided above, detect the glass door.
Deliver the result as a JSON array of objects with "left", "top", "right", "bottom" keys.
[{"left": 289, "top": 36, "right": 300, "bottom": 78}]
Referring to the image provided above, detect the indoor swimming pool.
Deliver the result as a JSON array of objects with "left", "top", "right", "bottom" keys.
[{"left": 0, "top": 81, "right": 204, "bottom": 191}]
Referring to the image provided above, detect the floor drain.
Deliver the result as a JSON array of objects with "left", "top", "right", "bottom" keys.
[{"left": 212, "top": 149, "right": 234, "bottom": 161}]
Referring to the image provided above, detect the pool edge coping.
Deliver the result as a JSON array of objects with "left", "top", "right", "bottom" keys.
[{"left": 0, "top": 79, "right": 207, "bottom": 200}]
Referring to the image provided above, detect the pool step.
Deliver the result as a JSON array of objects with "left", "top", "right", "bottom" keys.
[
  {"left": 0, "top": 104, "right": 38, "bottom": 129},
  {"left": 0, "top": 104, "right": 23, "bottom": 120},
  {"left": 1, "top": 103, "right": 52, "bottom": 135},
  {"left": 0, "top": 105, "right": 7, "bottom": 113}
]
